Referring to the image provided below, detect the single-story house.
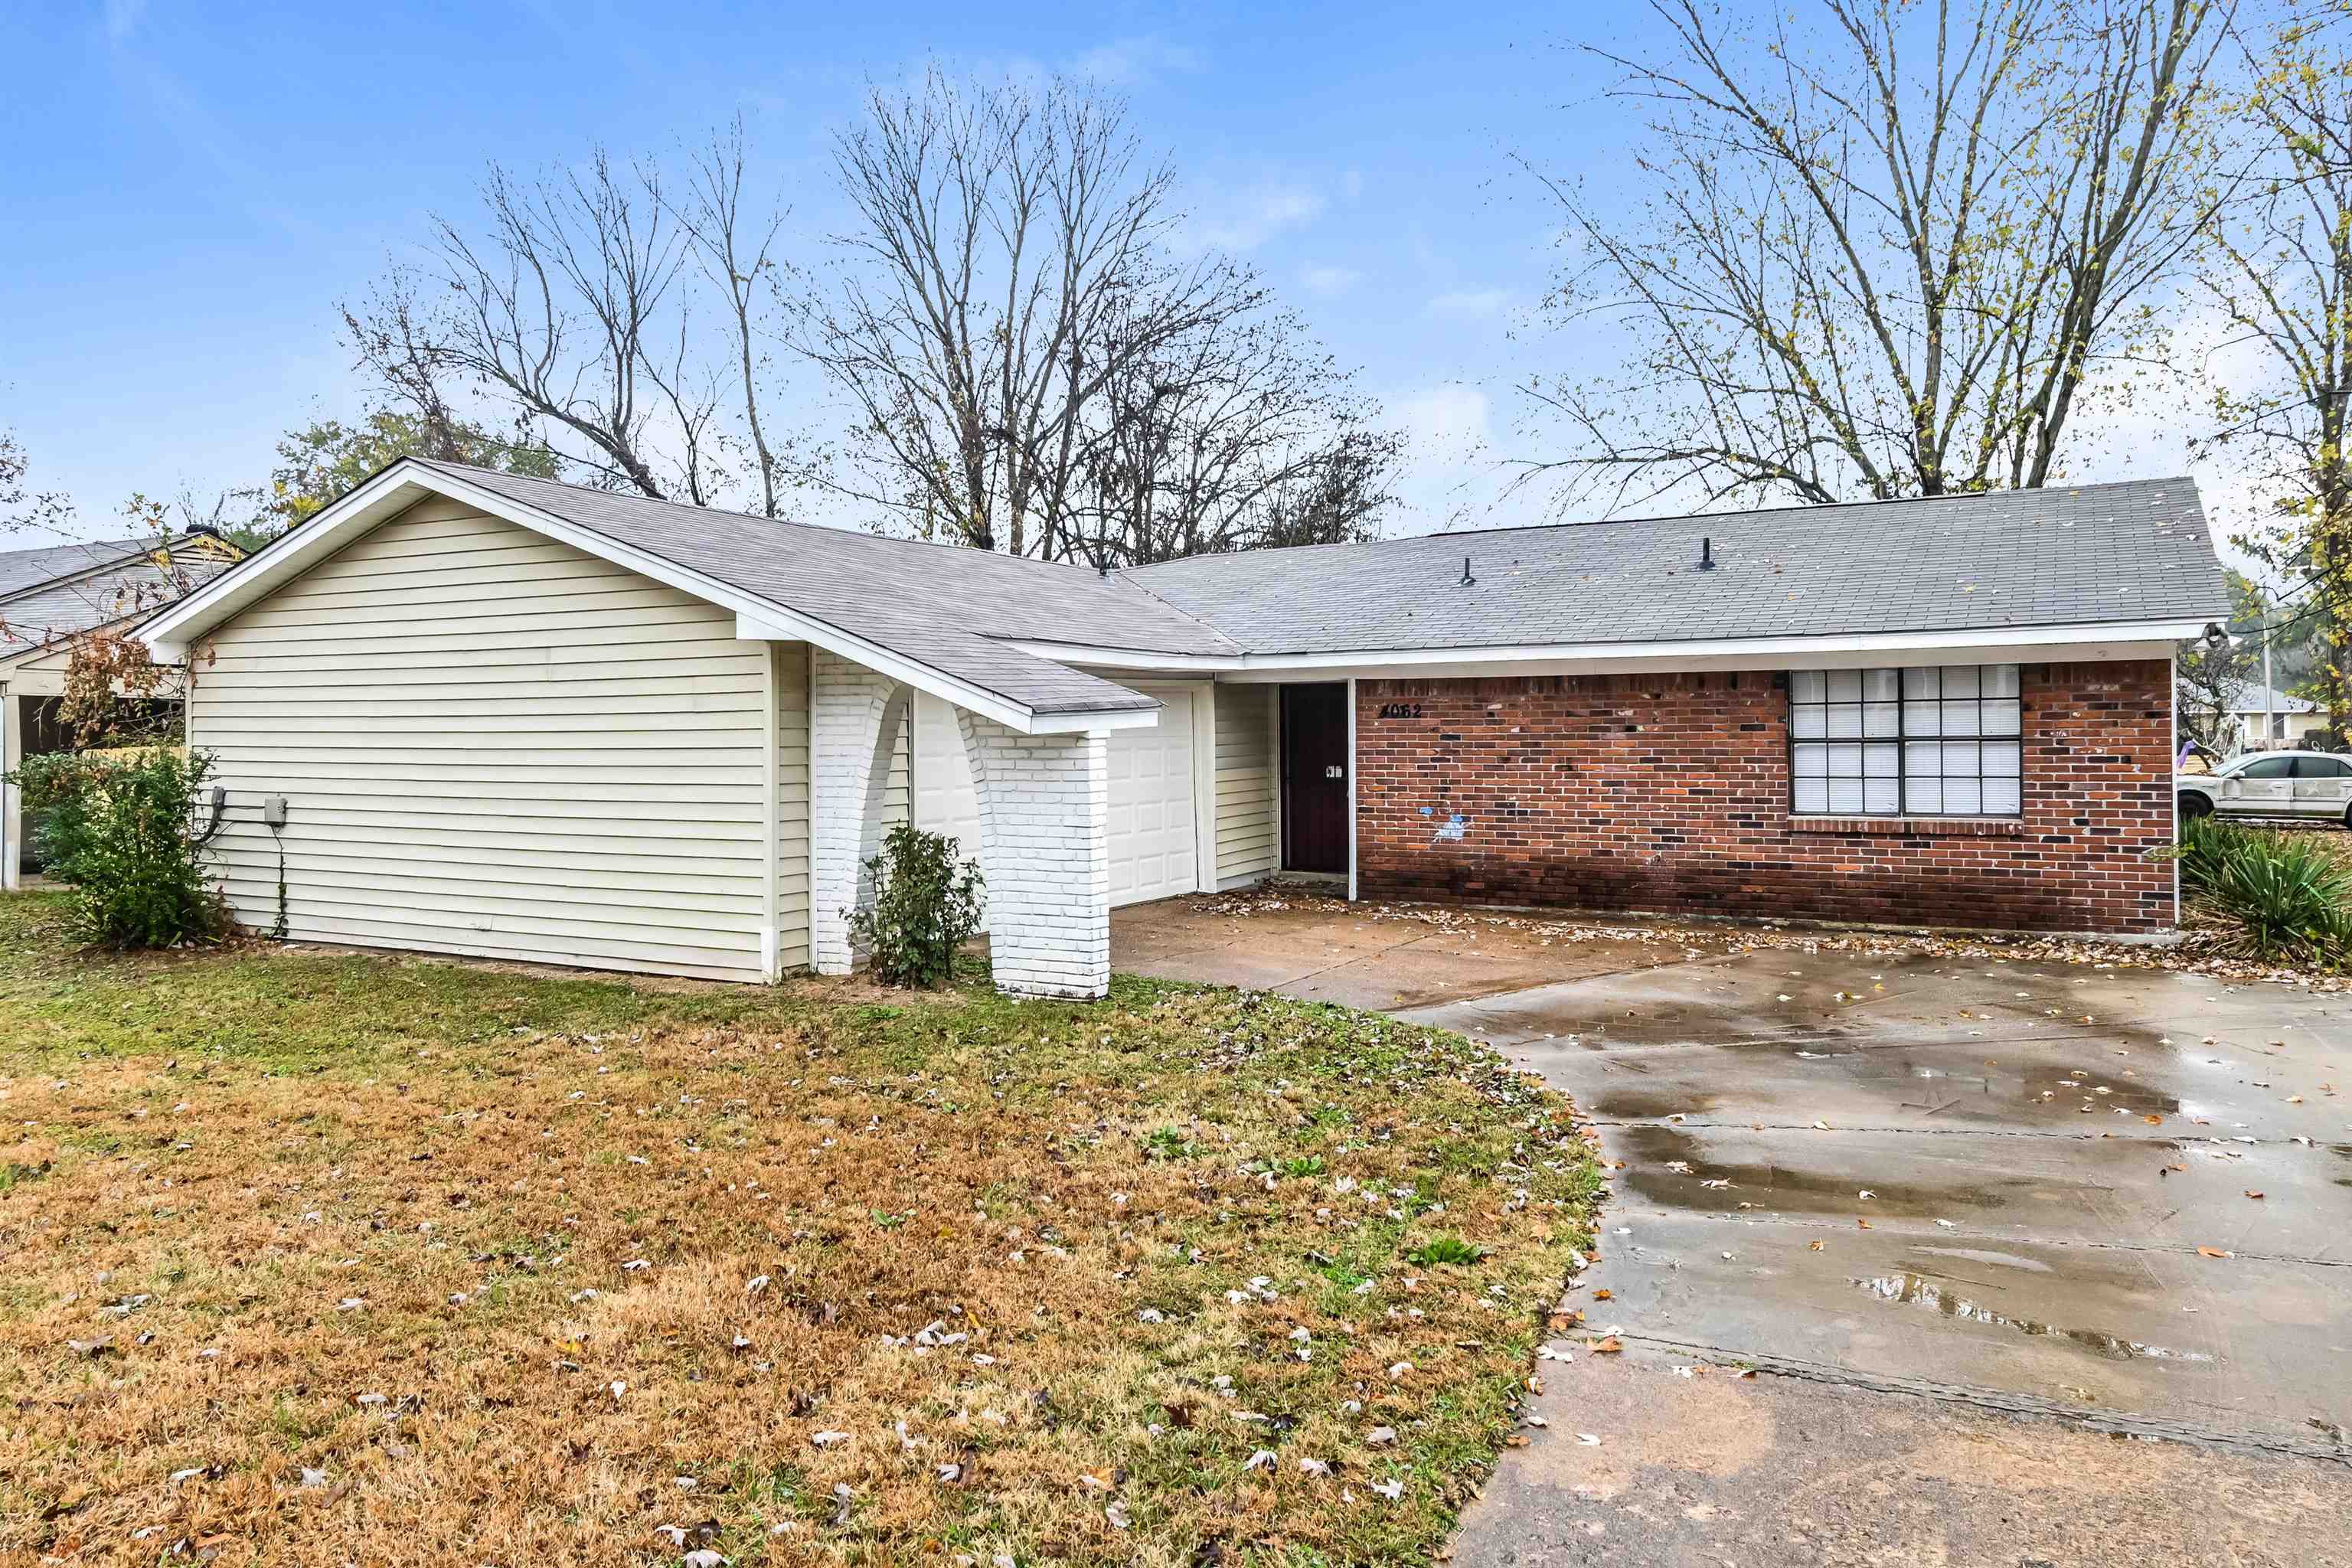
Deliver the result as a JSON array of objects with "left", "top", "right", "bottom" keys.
[
  {"left": 1, "top": 531, "right": 241, "bottom": 889},
  {"left": 136, "top": 461, "right": 2227, "bottom": 998}
]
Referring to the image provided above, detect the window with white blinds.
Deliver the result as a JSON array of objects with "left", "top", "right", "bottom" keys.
[{"left": 1790, "top": 665, "right": 2023, "bottom": 817}]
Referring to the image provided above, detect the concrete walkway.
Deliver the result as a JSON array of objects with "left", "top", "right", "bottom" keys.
[{"left": 1114, "top": 893, "right": 2352, "bottom": 1565}]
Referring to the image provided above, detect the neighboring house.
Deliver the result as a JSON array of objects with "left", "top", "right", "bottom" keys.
[
  {"left": 0, "top": 531, "right": 242, "bottom": 889},
  {"left": 136, "top": 462, "right": 2226, "bottom": 998},
  {"left": 2214, "top": 681, "right": 2329, "bottom": 750}
]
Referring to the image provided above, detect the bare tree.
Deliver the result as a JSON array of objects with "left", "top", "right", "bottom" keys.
[
  {"left": 1063, "top": 304, "right": 1402, "bottom": 565},
  {"left": 795, "top": 68, "right": 1302, "bottom": 558},
  {"left": 2195, "top": 1, "right": 2352, "bottom": 739},
  {"left": 665, "top": 116, "right": 795, "bottom": 518},
  {"left": 1511, "top": 0, "right": 2226, "bottom": 514},
  {"left": 344, "top": 150, "right": 705, "bottom": 500}
]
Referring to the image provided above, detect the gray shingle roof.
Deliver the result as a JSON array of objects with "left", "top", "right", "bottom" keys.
[
  {"left": 0, "top": 536, "right": 237, "bottom": 656},
  {"left": 418, "top": 463, "right": 1236, "bottom": 714},
  {"left": 0, "top": 535, "right": 156, "bottom": 600},
  {"left": 1122, "top": 479, "right": 2228, "bottom": 653},
  {"left": 2220, "top": 680, "right": 2318, "bottom": 715},
  {"left": 393, "top": 465, "right": 2224, "bottom": 714}
]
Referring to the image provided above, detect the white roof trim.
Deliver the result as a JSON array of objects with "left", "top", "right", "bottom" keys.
[
  {"left": 1009, "top": 619, "right": 2212, "bottom": 676},
  {"left": 137, "top": 459, "right": 1149, "bottom": 737}
]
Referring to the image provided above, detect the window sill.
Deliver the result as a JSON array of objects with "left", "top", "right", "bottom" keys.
[{"left": 1788, "top": 815, "right": 2026, "bottom": 838}]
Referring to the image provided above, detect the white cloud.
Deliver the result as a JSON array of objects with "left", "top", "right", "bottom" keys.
[
  {"left": 1189, "top": 181, "right": 1326, "bottom": 251},
  {"left": 1070, "top": 34, "right": 1204, "bottom": 85},
  {"left": 1301, "top": 265, "right": 1361, "bottom": 298},
  {"left": 1426, "top": 288, "right": 1514, "bottom": 322},
  {"left": 103, "top": 0, "right": 147, "bottom": 42}
]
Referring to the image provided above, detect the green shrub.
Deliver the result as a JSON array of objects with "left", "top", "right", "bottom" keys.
[
  {"left": 847, "top": 822, "right": 984, "bottom": 988},
  {"left": 6, "top": 748, "right": 228, "bottom": 949},
  {"left": 2171, "top": 817, "right": 2352, "bottom": 967}
]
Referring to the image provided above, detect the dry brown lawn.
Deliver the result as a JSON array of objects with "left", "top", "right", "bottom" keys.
[{"left": 0, "top": 894, "right": 1600, "bottom": 1567}]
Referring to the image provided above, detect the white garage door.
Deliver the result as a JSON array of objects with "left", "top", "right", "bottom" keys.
[
  {"left": 1105, "top": 689, "right": 1199, "bottom": 906},
  {"left": 913, "top": 686, "right": 1201, "bottom": 908}
]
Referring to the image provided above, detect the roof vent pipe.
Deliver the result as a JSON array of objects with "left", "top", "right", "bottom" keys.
[
  {"left": 1459, "top": 555, "right": 1475, "bottom": 586},
  {"left": 1699, "top": 537, "right": 1716, "bottom": 571}
]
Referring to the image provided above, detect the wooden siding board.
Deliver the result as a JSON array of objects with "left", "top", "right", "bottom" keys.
[{"left": 190, "top": 501, "right": 773, "bottom": 980}]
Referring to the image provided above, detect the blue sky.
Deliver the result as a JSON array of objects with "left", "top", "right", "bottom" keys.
[{"left": 2, "top": 0, "right": 2216, "bottom": 547}]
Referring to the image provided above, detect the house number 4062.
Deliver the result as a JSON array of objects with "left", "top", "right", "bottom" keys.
[{"left": 1377, "top": 701, "right": 1424, "bottom": 719}]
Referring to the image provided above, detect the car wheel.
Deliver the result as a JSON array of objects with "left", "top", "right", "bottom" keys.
[{"left": 2178, "top": 792, "right": 2214, "bottom": 821}]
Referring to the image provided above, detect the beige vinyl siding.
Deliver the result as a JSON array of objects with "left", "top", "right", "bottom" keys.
[
  {"left": 774, "top": 641, "right": 812, "bottom": 972},
  {"left": 190, "top": 497, "right": 773, "bottom": 982},
  {"left": 1214, "top": 682, "right": 1279, "bottom": 886}
]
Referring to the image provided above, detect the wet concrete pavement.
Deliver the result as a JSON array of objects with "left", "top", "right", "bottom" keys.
[
  {"left": 1112, "top": 889, "right": 1687, "bottom": 1010},
  {"left": 1406, "top": 952, "right": 2352, "bottom": 1459},
  {"left": 1450, "top": 1351, "right": 2352, "bottom": 1566},
  {"left": 1113, "top": 895, "right": 2352, "bottom": 1562}
]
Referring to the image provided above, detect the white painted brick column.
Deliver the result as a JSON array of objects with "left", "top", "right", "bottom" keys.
[
  {"left": 810, "top": 650, "right": 911, "bottom": 975},
  {"left": 957, "top": 709, "right": 1109, "bottom": 1000}
]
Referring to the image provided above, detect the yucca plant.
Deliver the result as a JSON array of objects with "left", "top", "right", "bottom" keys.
[{"left": 2171, "top": 818, "right": 2352, "bottom": 967}]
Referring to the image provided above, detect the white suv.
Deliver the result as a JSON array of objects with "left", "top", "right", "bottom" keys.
[{"left": 2177, "top": 750, "right": 2352, "bottom": 826}]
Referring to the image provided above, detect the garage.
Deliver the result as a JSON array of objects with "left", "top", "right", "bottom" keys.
[{"left": 914, "top": 684, "right": 1207, "bottom": 907}]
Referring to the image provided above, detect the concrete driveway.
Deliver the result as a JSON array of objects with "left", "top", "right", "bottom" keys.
[{"left": 1116, "top": 893, "right": 2352, "bottom": 1563}]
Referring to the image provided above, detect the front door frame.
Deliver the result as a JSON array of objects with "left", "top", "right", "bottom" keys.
[{"left": 1279, "top": 681, "right": 1353, "bottom": 883}]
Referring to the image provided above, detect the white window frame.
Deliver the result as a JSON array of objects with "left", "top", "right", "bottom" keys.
[{"left": 1790, "top": 664, "right": 2024, "bottom": 818}]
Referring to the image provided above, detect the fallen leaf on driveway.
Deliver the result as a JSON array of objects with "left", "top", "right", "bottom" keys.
[
  {"left": 1589, "top": 1337, "right": 1624, "bottom": 1354},
  {"left": 2197, "top": 1246, "right": 2233, "bottom": 1259},
  {"left": 1590, "top": 1289, "right": 1612, "bottom": 1302},
  {"left": 1808, "top": 1240, "right": 1824, "bottom": 1251},
  {"left": 2244, "top": 1191, "right": 2265, "bottom": 1200},
  {"left": 1576, "top": 1432, "right": 1602, "bottom": 1446}
]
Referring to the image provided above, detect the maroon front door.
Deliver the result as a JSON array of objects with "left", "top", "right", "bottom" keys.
[{"left": 1281, "top": 684, "right": 1350, "bottom": 874}]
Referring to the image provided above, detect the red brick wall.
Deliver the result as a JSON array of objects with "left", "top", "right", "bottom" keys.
[{"left": 1353, "top": 661, "right": 2177, "bottom": 934}]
